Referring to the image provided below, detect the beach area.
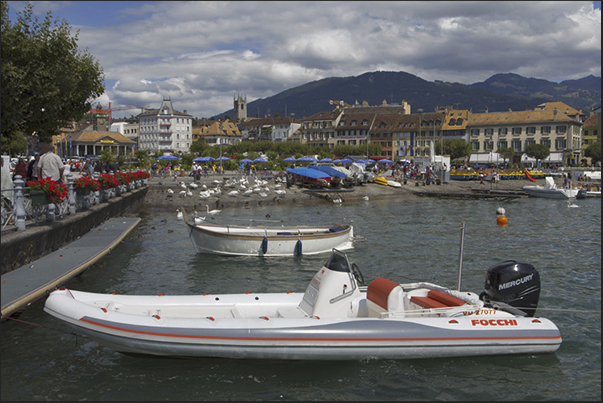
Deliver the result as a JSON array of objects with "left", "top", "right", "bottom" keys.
[{"left": 141, "top": 172, "right": 559, "bottom": 213}]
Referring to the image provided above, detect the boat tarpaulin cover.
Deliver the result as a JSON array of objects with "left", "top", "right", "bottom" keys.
[
  {"left": 286, "top": 167, "right": 331, "bottom": 179},
  {"left": 309, "top": 165, "right": 347, "bottom": 178}
]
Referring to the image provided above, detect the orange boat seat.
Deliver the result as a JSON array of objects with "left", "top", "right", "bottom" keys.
[
  {"left": 367, "top": 277, "right": 404, "bottom": 312},
  {"left": 410, "top": 290, "right": 466, "bottom": 309}
]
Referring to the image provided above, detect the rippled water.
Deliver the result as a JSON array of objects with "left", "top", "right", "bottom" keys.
[{"left": 2, "top": 196, "right": 600, "bottom": 401}]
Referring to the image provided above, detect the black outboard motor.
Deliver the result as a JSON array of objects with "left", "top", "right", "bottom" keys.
[{"left": 480, "top": 260, "right": 541, "bottom": 317}]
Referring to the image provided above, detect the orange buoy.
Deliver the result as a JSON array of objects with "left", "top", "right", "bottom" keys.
[{"left": 497, "top": 215, "right": 508, "bottom": 226}]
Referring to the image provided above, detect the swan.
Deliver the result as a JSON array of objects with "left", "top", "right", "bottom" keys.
[
  {"left": 228, "top": 190, "right": 239, "bottom": 197},
  {"left": 176, "top": 208, "right": 183, "bottom": 220},
  {"left": 189, "top": 183, "right": 198, "bottom": 189},
  {"left": 496, "top": 207, "right": 506, "bottom": 215},
  {"left": 167, "top": 188, "right": 174, "bottom": 194},
  {"left": 567, "top": 200, "right": 580, "bottom": 208},
  {"left": 186, "top": 190, "right": 193, "bottom": 197},
  {"left": 193, "top": 212, "right": 206, "bottom": 224},
  {"left": 206, "top": 205, "right": 222, "bottom": 214}
]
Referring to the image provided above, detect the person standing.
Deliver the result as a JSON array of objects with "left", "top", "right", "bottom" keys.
[
  {"left": 1, "top": 157, "right": 14, "bottom": 203},
  {"left": 37, "top": 145, "right": 64, "bottom": 182},
  {"left": 26, "top": 153, "right": 39, "bottom": 182},
  {"left": 13, "top": 158, "right": 28, "bottom": 180}
]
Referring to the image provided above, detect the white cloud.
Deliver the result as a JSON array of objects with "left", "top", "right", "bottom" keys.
[{"left": 34, "top": 1, "right": 598, "bottom": 118}]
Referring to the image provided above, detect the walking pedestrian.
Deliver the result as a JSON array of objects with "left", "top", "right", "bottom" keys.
[{"left": 37, "top": 145, "right": 64, "bottom": 182}]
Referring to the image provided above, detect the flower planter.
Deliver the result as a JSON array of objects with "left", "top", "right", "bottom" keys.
[
  {"left": 76, "top": 187, "right": 92, "bottom": 197},
  {"left": 30, "top": 190, "right": 48, "bottom": 206}
]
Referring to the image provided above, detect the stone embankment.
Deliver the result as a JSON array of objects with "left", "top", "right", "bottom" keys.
[{"left": 1, "top": 186, "right": 147, "bottom": 274}]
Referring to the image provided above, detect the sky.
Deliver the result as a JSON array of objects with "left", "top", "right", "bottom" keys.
[{"left": 5, "top": 1, "right": 602, "bottom": 119}]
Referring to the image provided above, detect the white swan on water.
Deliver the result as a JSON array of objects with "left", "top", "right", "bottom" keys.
[
  {"left": 206, "top": 205, "right": 222, "bottom": 214},
  {"left": 176, "top": 208, "right": 183, "bottom": 220}
]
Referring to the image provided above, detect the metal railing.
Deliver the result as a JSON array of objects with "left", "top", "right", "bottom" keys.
[{"left": 1, "top": 173, "right": 146, "bottom": 233}]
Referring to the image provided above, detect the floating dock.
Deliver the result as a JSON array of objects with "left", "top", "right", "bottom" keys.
[{"left": 1, "top": 217, "right": 140, "bottom": 318}]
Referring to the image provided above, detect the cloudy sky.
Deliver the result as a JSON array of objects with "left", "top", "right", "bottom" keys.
[{"left": 6, "top": 1, "right": 602, "bottom": 119}]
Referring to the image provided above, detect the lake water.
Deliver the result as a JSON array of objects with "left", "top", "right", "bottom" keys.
[{"left": 1, "top": 195, "right": 600, "bottom": 401}]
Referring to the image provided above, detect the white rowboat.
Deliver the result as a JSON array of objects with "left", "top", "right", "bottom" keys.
[{"left": 182, "top": 208, "right": 354, "bottom": 256}]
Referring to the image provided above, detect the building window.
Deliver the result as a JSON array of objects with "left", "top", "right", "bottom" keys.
[
  {"left": 498, "top": 127, "right": 508, "bottom": 135},
  {"left": 526, "top": 127, "right": 536, "bottom": 134},
  {"left": 485, "top": 128, "right": 494, "bottom": 136},
  {"left": 555, "top": 138, "right": 566, "bottom": 149},
  {"left": 555, "top": 125, "right": 567, "bottom": 133},
  {"left": 540, "top": 138, "right": 551, "bottom": 148},
  {"left": 512, "top": 127, "right": 522, "bottom": 135},
  {"left": 511, "top": 139, "right": 522, "bottom": 152},
  {"left": 470, "top": 128, "right": 480, "bottom": 136},
  {"left": 498, "top": 140, "right": 508, "bottom": 148},
  {"left": 484, "top": 140, "right": 494, "bottom": 150},
  {"left": 541, "top": 126, "right": 551, "bottom": 134},
  {"left": 471, "top": 141, "right": 479, "bottom": 151}
]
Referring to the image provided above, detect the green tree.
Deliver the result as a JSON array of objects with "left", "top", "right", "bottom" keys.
[
  {"left": 525, "top": 143, "right": 550, "bottom": 165},
  {"left": 4, "top": 132, "right": 28, "bottom": 155},
  {"left": 498, "top": 147, "right": 515, "bottom": 166},
  {"left": 584, "top": 144, "right": 601, "bottom": 165},
  {"left": 442, "top": 139, "right": 472, "bottom": 161},
  {"left": 189, "top": 139, "right": 210, "bottom": 156},
  {"left": 1, "top": 1, "right": 105, "bottom": 145}
]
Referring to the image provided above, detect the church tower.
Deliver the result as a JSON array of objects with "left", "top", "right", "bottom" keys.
[{"left": 234, "top": 95, "right": 247, "bottom": 122}]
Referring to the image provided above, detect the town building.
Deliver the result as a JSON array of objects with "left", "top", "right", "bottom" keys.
[
  {"left": 138, "top": 97, "right": 193, "bottom": 153},
  {"left": 466, "top": 102, "right": 586, "bottom": 166},
  {"left": 298, "top": 110, "right": 344, "bottom": 147},
  {"left": 54, "top": 130, "right": 135, "bottom": 158},
  {"left": 233, "top": 95, "right": 247, "bottom": 122},
  {"left": 192, "top": 119, "right": 242, "bottom": 147},
  {"left": 581, "top": 108, "right": 600, "bottom": 165},
  {"left": 239, "top": 117, "right": 301, "bottom": 142}
]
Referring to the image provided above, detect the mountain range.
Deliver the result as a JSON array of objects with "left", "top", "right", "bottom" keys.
[{"left": 214, "top": 71, "right": 601, "bottom": 120}]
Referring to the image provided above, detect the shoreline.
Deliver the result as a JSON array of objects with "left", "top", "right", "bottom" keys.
[{"left": 140, "top": 173, "right": 567, "bottom": 213}]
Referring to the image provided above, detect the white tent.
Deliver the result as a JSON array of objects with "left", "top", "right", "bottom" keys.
[{"left": 469, "top": 152, "right": 501, "bottom": 163}]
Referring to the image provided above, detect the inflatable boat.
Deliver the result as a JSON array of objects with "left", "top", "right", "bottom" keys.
[{"left": 44, "top": 249, "right": 561, "bottom": 360}]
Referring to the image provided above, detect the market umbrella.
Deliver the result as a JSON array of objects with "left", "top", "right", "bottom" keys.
[
  {"left": 319, "top": 158, "right": 332, "bottom": 162},
  {"left": 253, "top": 158, "right": 269, "bottom": 163},
  {"left": 283, "top": 157, "right": 297, "bottom": 162},
  {"left": 217, "top": 156, "right": 230, "bottom": 161},
  {"left": 157, "top": 155, "right": 179, "bottom": 161},
  {"left": 240, "top": 158, "right": 253, "bottom": 163},
  {"left": 194, "top": 156, "right": 215, "bottom": 162},
  {"left": 378, "top": 159, "right": 394, "bottom": 164}
]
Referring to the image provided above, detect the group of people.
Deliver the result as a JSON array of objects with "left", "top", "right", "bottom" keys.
[
  {"left": 1, "top": 146, "right": 125, "bottom": 202},
  {"left": 1, "top": 145, "right": 64, "bottom": 203}
]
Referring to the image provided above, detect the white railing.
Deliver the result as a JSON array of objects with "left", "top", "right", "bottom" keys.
[{"left": 1, "top": 172, "right": 145, "bottom": 233}]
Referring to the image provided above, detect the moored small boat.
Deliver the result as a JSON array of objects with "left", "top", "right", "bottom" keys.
[
  {"left": 43, "top": 249, "right": 561, "bottom": 360},
  {"left": 181, "top": 208, "right": 354, "bottom": 256}
]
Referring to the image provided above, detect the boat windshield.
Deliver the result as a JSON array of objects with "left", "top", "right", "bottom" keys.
[{"left": 325, "top": 250, "right": 351, "bottom": 273}]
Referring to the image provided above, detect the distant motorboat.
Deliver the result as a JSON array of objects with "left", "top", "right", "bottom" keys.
[{"left": 523, "top": 177, "right": 578, "bottom": 199}]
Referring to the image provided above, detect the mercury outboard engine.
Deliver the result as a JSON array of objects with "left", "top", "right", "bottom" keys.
[{"left": 480, "top": 260, "right": 540, "bottom": 317}]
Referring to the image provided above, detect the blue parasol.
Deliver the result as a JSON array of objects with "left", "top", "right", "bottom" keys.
[{"left": 157, "top": 155, "right": 179, "bottom": 161}]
